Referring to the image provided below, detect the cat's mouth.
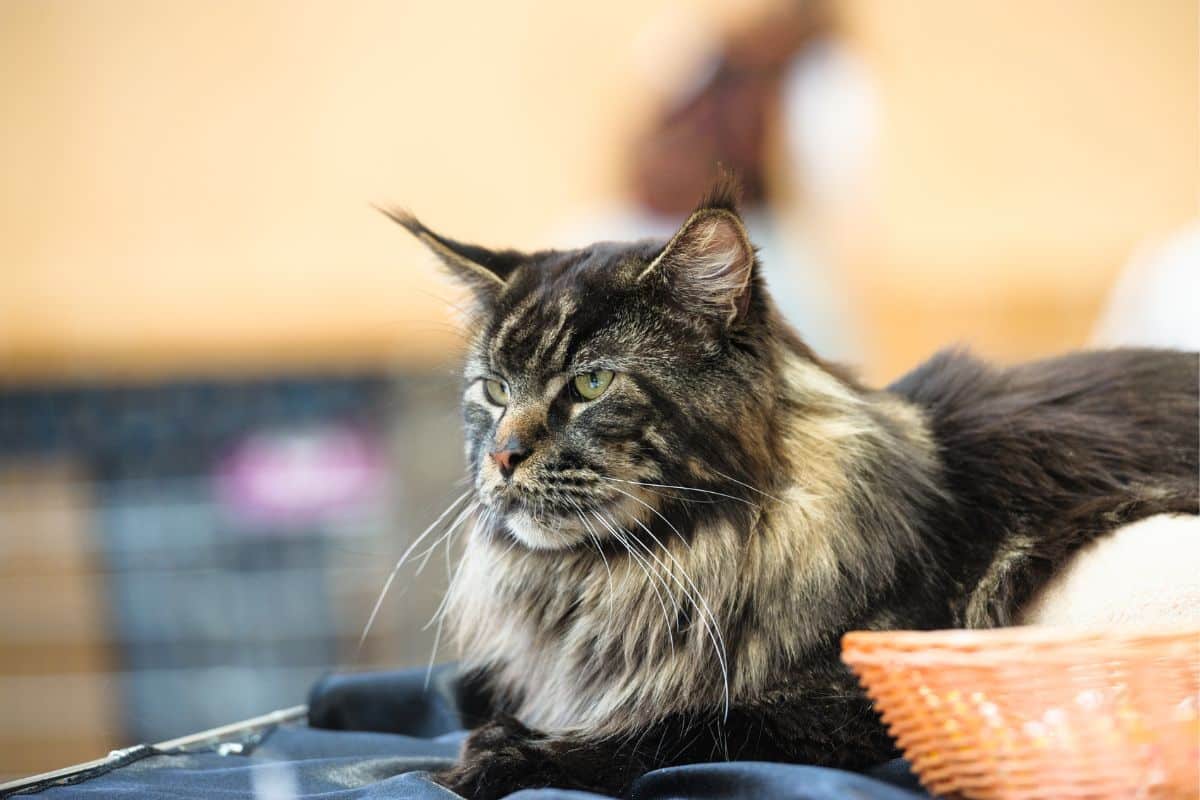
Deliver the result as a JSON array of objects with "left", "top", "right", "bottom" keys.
[{"left": 486, "top": 486, "right": 655, "bottom": 551}]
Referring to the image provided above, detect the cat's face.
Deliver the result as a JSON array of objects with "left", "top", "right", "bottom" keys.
[{"left": 388, "top": 186, "right": 774, "bottom": 550}]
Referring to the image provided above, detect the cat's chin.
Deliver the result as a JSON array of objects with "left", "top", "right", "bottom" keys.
[
  {"left": 488, "top": 486, "right": 658, "bottom": 552},
  {"left": 502, "top": 510, "right": 585, "bottom": 551}
]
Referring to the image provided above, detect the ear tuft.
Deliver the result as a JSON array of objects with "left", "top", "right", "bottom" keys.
[
  {"left": 377, "top": 205, "right": 521, "bottom": 297},
  {"left": 696, "top": 169, "right": 743, "bottom": 215}
]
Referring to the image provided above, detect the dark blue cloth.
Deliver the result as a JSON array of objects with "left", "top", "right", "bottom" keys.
[{"left": 10, "top": 667, "right": 930, "bottom": 799}]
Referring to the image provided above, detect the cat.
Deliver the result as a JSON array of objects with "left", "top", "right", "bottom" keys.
[{"left": 383, "top": 179, "right": 1198, "bottom": 799}]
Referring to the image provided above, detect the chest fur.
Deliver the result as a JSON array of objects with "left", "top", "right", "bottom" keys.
[{"left": 445, "top": 491, "right": 897, "bottom": 735}]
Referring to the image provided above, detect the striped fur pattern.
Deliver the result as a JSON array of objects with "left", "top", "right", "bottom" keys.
[{"left": 384, "top": 182, "right": 1199, "bottom": 799}]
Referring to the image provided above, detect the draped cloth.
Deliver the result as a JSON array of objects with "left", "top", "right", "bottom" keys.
[{"left": 12, "top": 667, "right": 928, "bottom": 799}]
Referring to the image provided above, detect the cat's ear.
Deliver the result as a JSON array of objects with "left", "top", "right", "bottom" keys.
[
  {"left": 378, "top": 206, "right": 521, "bottom": 299},
  {"left": 638, "top": 184, "right": 756, "bottom": 326}
]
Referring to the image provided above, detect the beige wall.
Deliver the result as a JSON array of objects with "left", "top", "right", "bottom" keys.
[
  {"left": 2, "top": 1, "right": 1196, "bottom": 382},
  {"left": 0, "top": 0, "right": 771, "bottom": 379},
  {"left": 831, "top": 0, "right": 1198, "bottom": 379}
]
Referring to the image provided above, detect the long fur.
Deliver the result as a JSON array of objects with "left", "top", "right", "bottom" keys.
[{"left": 387, "top": 189, "right": 1199, "bottom": 799}]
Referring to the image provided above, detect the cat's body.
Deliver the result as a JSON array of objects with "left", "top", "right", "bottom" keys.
[{"left": 385, "top": 183, "right": 1198, "bottom": 798}]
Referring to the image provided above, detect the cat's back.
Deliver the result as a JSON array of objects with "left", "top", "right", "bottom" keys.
[
  {"left": 888, "top": 347, "right": 1195, "bottom": 542},
  {"left": 887, "top": 347, "right": 1197, "bottom": 627},
  {"left": 888, "top": 347, "right": 1198, "bottom": 469},
  {"left": 890, "top": 347, "right": 1195, "bottom": 417}
]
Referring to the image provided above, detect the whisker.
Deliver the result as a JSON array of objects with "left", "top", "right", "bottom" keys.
[
  {"left": 357, "top": 489, "right": 472, "bottom": 653},
  {"left": 707, "top": 467, "right": 784, "bottom": 504},
  {"left": 421, "top": 505, "right": 485, "bottom": 635},
  {"left": 591, "top": 511, "right": 677, "bottom": 655},
  {"left": 603, "top": 484, "right": 693, "bottom": 551},
  {"left": 568, "top": 499, "right": 615, "bottom": 622},
  {"left": 586, "top": 528, "right": 616, "bottom": 624},
  {"left": 424, "top": 507, "right": 492, "bottom": 689},
  {"left": 602, "top": 514, "right": 682, "bottom": 616},
  {"left": 599, "top": 476, "right": 758, "bottom": 509},
  {"left": 414, "top": 501, "right": 478, "bottom": 575},
  {"left": 623, "top": 512, "right": 731, "bottom": 718}
]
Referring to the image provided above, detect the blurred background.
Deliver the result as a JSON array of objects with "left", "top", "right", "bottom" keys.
[{"left": 1, "top": 0, "right": 1196, "bottom": 780}]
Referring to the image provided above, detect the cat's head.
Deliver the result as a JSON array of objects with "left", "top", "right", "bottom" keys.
[{"left": 388, "top": 182, "right": 790, "bottom": 550}]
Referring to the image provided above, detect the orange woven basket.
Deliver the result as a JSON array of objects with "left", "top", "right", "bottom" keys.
[{"left": 842, "top": 627, "right": 1200, "bottom": 800}]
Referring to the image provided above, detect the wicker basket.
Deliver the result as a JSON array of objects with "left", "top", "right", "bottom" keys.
[{"left": 842, "top": 627, "right": 1200, "bottom": 800}]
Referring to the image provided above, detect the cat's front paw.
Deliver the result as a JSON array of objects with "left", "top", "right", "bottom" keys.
[{"left": 432, "top": 715, "right": 551, "bottom": 800}]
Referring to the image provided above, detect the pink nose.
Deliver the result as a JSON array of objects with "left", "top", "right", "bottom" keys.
[{"left": 489, "top": 441, "right": 530, "bottom": 478}]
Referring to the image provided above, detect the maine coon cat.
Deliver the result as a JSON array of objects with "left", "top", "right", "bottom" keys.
[{"left": 383, "top": 181, "right": 1198, "bottom": 799}]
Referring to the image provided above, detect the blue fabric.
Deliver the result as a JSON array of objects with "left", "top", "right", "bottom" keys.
[{"left": 10, "top": 668, "right": 930, "bottom": 799}]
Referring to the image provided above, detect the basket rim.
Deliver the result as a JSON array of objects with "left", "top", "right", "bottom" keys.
[{"left": 841, "top": 625, "right": 1200, "bottom": 657}]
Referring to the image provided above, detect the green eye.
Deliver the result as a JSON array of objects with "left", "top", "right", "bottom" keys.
[
  {"left": 484, "top": 379, "right": 510, "bottom": 406},
  {"left": 572, "top": 370, "right": 614, "bottom": 401}
]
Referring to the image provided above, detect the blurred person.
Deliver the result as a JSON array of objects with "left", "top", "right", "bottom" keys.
[{"left": 554, "top": 0, "right": 869, "bottom": 363}]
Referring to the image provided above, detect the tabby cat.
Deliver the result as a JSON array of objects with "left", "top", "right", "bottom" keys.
[{"left": 383, "top": 181, "right": 1198, "bottom": 799}]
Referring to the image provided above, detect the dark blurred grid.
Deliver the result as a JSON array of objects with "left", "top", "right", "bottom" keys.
[
  {"left": 0, "top": 375, "right": 390, "bottom": 478},
  {"left": 0, "top": 372, "right": 464, "bottom": 778}
]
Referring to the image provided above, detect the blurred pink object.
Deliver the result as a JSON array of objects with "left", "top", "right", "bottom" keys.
[{"left": 216, "top": 425, "right": 384, "bottom": 528}]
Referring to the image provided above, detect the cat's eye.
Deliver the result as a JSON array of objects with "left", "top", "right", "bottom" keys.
[
  {"left": 484, "top": 379, "right": 510, "bottom": 406},
  {"left": 571, "top": 370, "right": 614, "bottom": 402}
]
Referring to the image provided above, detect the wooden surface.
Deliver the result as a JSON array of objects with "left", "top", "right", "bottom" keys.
[{"left": 0, "top": 462, "right": 119, "bottom": 779}]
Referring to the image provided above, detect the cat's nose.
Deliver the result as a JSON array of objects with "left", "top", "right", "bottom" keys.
[{"left": 489, "top": 438, "right": 531, "bottom": 479}]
